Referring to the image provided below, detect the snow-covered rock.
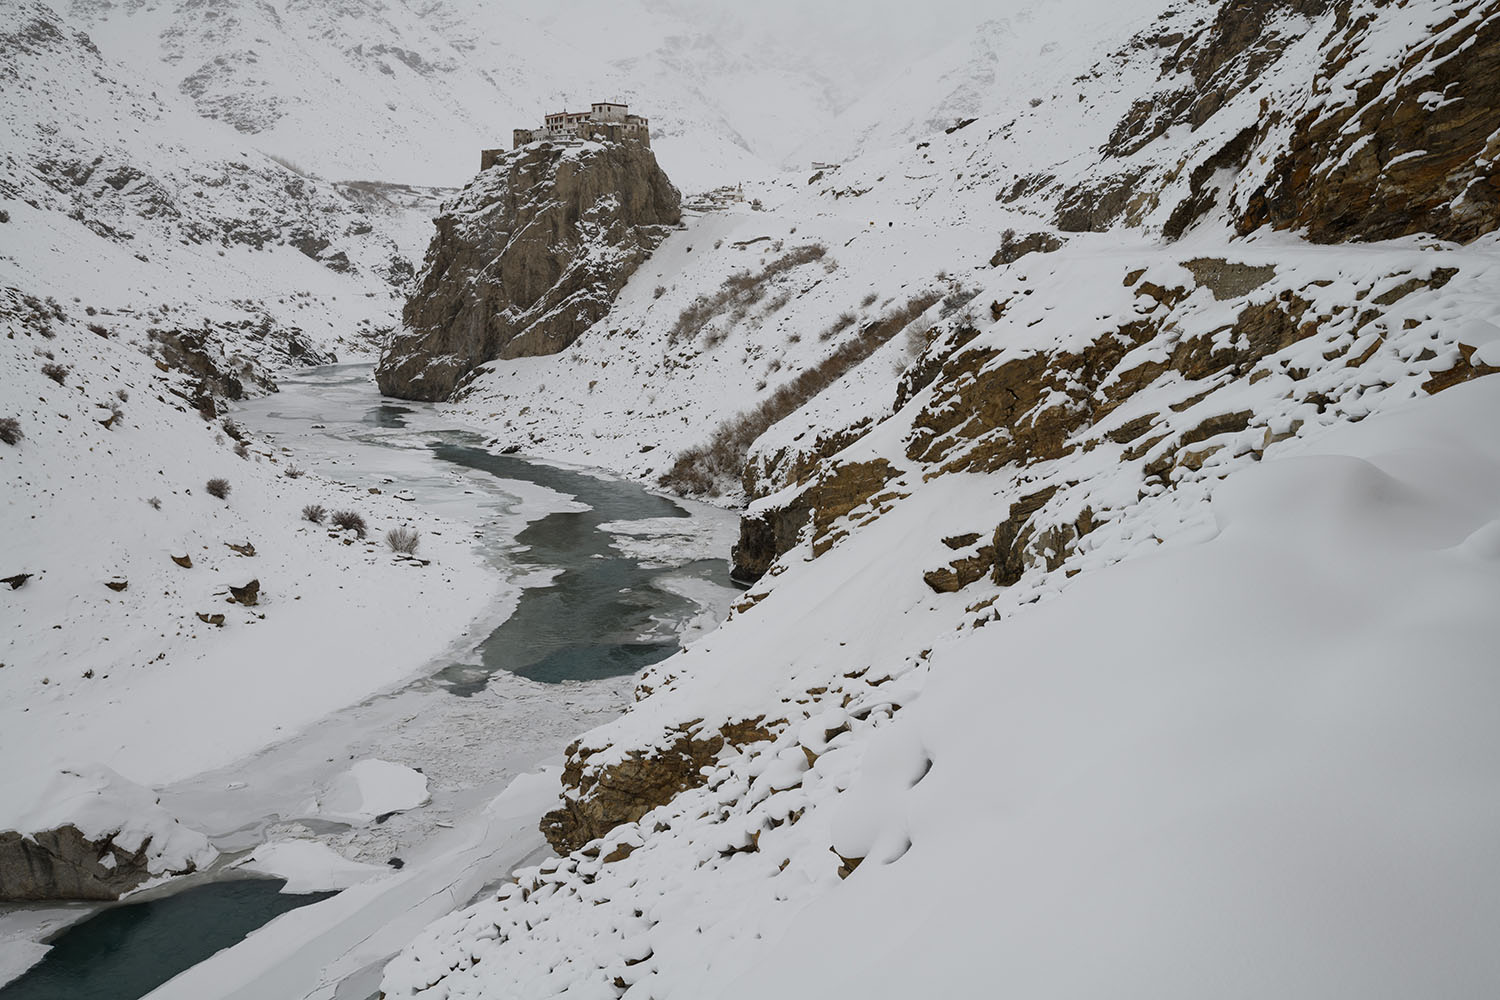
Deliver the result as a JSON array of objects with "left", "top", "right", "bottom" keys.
[
  {"left": 315, "top": 760, "right": 431, "bottom": 827},
  {"left": 0, "top": 766, "right": 215, "bottom": 901}
]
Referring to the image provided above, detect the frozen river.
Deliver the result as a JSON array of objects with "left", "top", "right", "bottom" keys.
[{"left": 0, "top": 364, "right": 739, "bottom": 1000}]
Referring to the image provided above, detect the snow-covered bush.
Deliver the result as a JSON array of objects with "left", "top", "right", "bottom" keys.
[{"left": 302, "top": 504, "right": 326, "bottom": 523}]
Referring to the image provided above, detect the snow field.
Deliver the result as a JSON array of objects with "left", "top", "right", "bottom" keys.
[{"left": 0, "top": 301, "right": 501, "bottom": 828}]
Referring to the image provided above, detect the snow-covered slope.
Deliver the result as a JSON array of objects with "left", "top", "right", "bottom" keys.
[
  {"left": 377, "top": 0, "right": 1500, "bottom": 996},
  {"left": 0, "top": 289, "right": 499, "bottom": 855},
  {"left": 385, "top": 373, "right": 1500, "bottom": 999}
]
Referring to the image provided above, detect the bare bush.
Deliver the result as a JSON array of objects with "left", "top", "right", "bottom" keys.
[
  {"left": 386, "top": 526, "right": 420, "bottom": 555},
  {"left": 331, "top": 510, "right": 367, "bottom": 537},
  {"left": 41, "top": 362, "right": 69, "bottom": 385},
  {"left": 861, "top": 291, "right": 879, "bottom": 307},
  {"left": 0, "top": 417, "right": 22, "bottom": 445},
  {"left": 661, "top": 290, "right": 942, "bottom": 496},
  {"left": 940, "top": 286, "right": 982, "bottom": 318},
  {"left": 284, "top": 465, "right": 306, "bottom": 479},
  {"left": 146, "top": 496, "right": 161, "bottom": 510},
  {"left": 817, "top": 312, "right": 858, "bottom": 342},
  {"left": 653, "top": 285, "right": 667, "bottom": 299},
  {"left": 116, "top": 388, "right": 129, "bottom": 402},
  {"left": 221, "top": 419, "right": 245, "bottom": 441},
  {"left": 668, "top": 245, "right": 828, "bottom": 344},
  {"left": 302, "top": 504, "right": 326, "bottom": 524},
  {"left": 206, "top": 477, "right": 231, "bottom": 499}
]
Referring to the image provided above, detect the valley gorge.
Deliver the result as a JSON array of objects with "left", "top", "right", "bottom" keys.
[{"left": 4, "top": 1, "right": 1500, "bottom": 998}]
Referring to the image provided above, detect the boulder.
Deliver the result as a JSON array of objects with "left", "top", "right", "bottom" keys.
[
  {"left": 0, "top": 825, "right": 155, "bottom": 901},
  {"left": 228, "top": 579, "right": 259, "bottom": 606}
]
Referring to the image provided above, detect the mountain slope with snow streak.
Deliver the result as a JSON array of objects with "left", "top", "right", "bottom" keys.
[{"left": 379, "top": 1, "right": 1500, "bottom": 996}]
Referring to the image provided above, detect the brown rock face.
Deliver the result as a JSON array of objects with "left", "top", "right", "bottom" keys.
[
  {"left": 0, "top": 825, "right": 160, "bottom": 901},
  {"left": 1238, "top": 0, "right": 1500, "bottom": 243},
  {"left": 377, "top": 141, "right": 681, "bottom": 401},
  {"left": 731, "top": 459, "right": 897, "bottom": 584},
  {"left": 541, "top": 718, "right": 776, "bottom": 855}
]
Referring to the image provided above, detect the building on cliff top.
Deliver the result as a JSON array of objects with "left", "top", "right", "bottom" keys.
[{"left": 481, "top": 102, "right": 651, "bottom": 170}]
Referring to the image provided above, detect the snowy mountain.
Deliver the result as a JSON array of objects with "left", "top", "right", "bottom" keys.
[
  {"left": 57, "top": 0, "right": 851, "bottom": 191},
  {"left": 3, "top": 0, "right": 1499, "bottom": 996},
  {"left": 368, "top": 0, "right": 1500, "bottom": 996},
  {"left": 1, "top": 0, "right": 432, "bottom": 376}
]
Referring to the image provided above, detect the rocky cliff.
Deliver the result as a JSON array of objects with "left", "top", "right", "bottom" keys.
[{"left": 376, "top": 141, "right": 681, "bottom": 401}]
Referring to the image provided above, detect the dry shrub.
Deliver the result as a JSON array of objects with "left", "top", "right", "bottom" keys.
[
  {"left": 302, "top": 504, "right": 326, "bottom": 524},
  {"left": 668, "top": 245, "right": 827, "bottom": 344},
  {"left": 206, "top": 477, "right": 231, "bottom": 499},
  {"left": 940, "top": 286, "right": 981, "bottom": 318},
  {"left": 284, "top": 465, "right": 305, "bottom": 479},
  {"left": 817, "top": 312, "right": 858, "bottom": 342},
  {"left": 0, "top": 417, "right": 22, "bottom": 445},
  {"left": 332, "top": 510, "right": 367, "bottom": 537},
  {"left": 41, "top": 362, "right": 69, "bottom": 385},
  {"left": 386, "top": 526, "right": 420, "bottom": 554},
  {"left": 661, "top": 290, "right": 942, "bottom": 496}
]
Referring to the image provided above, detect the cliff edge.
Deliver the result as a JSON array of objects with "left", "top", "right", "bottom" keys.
[{"left": 376, "top": 140, "right": 681, "bottom": 401}]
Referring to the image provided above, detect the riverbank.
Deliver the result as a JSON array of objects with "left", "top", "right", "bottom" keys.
[{"left": 1, "top": 364, "right": 739, "bottom": 996}]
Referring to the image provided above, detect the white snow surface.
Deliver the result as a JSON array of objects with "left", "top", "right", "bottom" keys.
[
  {"left": 239, "top": 840, "right": 390, "bottom": 895},
  {"left": 314, "top": 760, "right": 431, "bottom": 827}
]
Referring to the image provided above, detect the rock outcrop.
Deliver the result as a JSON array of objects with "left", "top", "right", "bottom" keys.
[
  {"left": 377, "top": 141, "right": 681, "bottom": 401},
  {"left": 1056, "top": 0, "right": 1500, "bottom": 245},
  {"left": 0, "top": 825, "right": 165, "bottom": 901},
  {"left": 541, "top": 718, "right": 777, "bottom": 855}
]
